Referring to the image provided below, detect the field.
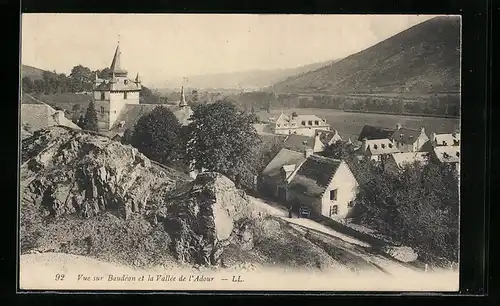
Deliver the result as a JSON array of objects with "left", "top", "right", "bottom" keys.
[{"left": 256, "top": 108, "right": 460, "bottom": 142}]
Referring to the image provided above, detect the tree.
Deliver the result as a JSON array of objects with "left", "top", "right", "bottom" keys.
[
  {"left": 323, "top": 140, "right": 355, "bottom": 160},
  {"left": 81, "top": 101, "right": 99, "bottom": 132},
  {"left": 69, "top": 65, "right": 93, "bottom": 92},
  {"left": 352, "top": 159, "right": 459, "bottom": 264},
  {"left": 128, "top": 106, "right": 183, "bottom": 165},
  {"left": 185, "top": 100, "right": 262, "bottom": 185},
  {"left": 22, "top": 77, "right": 33, "bottom": 93}
]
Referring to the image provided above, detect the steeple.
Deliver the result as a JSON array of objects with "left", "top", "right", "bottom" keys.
[
  {"left": 109, "top": 40, "right": 127, "bottom": 76},
  {"left": 179, "top": 86, "right": 188, "bottom": 107},
  {"left": 135, "top": 73, "right": 141, "bottom": 84}
]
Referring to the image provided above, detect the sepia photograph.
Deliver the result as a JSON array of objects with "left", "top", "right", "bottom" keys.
[{"left": 19, "top": 13, "right": 461, "bottom": 292}]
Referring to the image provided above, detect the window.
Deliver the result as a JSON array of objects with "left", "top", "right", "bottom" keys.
[
  {"left": 124, "top": 92, "right": 128, "bottom": 99},
  {"left": 442, "top": 141, "right": 446, "bottom": 146},
  {"left": 100, "top": 106, "right": 105, "bottom": 114},
  {"left": 329, "top": 205, "right": 338, "bottom": 217},
  {"left": 100, "top": 92, "right": 105, "bottom": 100},
  {"left": 348, "top": 201, "right": 354, "bottom": 208},
  {"left": 373, "top": 144, "right": 378, "bottom": 149},
  {"left": 301, "top": 121, "right": 306, "bottom": 126},
  {"left": 124, "top": 79, "right": 128, "bottom": 85},
  {"left": 308, "top": 120, "right": 313, "bottom": 125},
  {"left": 456, "top": 152, "right": 460, "bottom": 157},
  {"left": 277, "top": 124, "right": 281, "bottom": 127},
  {"left": 314, "top": 120, "right": 319, "bottom": 125},
  {"left": 453, "top": 140, "right": 459, "bottom": 146},
  {"left": 381, "top": 144, "right": 386, "bottom": 149},
  {"left": 388, "top": 143, "right": 393, "bottom": 148},
  {"left": 329, "top": 189, "right": 338, "bottom": 201},
  {"left": 284, "top": 123, "right": 288, "bottom": 127}
]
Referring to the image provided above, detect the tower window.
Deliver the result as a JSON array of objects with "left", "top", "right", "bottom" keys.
[
  {"left": 124, "top": 79, "right": 128, "bottom": 85},
  {"left": 100, "top": 106, "right": 105, "bottom": 114},
  {"left": 100, "top": 92, "right": 105, "bottom": 100},
  {"left": 124, "top": 92, "right": 128, "bottom": 99}
]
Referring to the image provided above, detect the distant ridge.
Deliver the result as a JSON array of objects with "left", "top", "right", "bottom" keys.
[
  {"left": 269, "top": 16, "right": 460, "bottom": 95},
  {"left": 21, "top": 65, "right": 55, "bottom": 80},
  {"left": 156, "top": 59, "right": 339, "bottom": 90}
]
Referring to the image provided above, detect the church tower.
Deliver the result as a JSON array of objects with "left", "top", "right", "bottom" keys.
[{"left": 93, "top": 42, "right": 142, "bottom": 130}]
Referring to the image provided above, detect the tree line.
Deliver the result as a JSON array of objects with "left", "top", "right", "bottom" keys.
[
  {"left": 22, "top": 65, "right": 160, "bottom": 104},
  {"left": 213, "top": 91, "right": 460, "bottom": 118}
]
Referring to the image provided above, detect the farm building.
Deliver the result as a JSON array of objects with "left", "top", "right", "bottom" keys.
[
  {"left": 270, "top": 112, "right": 330, "bottom": 137},
  {"left": 357, "top": 138, "right": 400, "bottom": 161},
  {"left": 391, "top": 126, "right": 429, "bottom": 152},
  {"left": 382, "top": 152, "right": 430, "bottom": 174},
  {"left": 430, "top": 132, "right": 460, "bottom": 147}
]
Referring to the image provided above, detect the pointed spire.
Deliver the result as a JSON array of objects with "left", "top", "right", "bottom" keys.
[
  {"left": 135, "top": 73, "right": 141, "bottom": 83},
  {"left": 94, "top": 72, "right": 98, "bottom": 82},
  {"left": 109, "top": 40, "right": 127, "bottom": 75},
  {"left": 179, "top": 86, "right": 187, "bottom": 107}
]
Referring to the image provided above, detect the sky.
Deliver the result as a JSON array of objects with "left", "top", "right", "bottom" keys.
[{"left": 21, "top": 14, "right": 439, "bottom": 87}]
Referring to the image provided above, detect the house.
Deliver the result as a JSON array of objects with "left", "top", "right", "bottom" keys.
[
  {"left": 391, "top": 125, "right": 429, "bottom": 152},
  {"left": 282, "top": 134, "right": 324, "bottom": 153},
  {"left": 314, "top": 129, "right": 343, "bottom": 149},
  {"left": 432, "top": 146, "right": 460, "bottom": 173},
  {"left": 287, "top": 154, "right": 359, "bottom": 220},
  {"left": 94, "top": 42, "right": 193, "bottom": 138},
  {"left": 357, "top": 124, "right": 395, "bottom": 141},
  {"left": 358, "top": 138, "right": 400, "bottom": 161},
  {"left": 383, "top": 152, "right": 430, "bottom": 174},
  {"left": 20, "top": 102, "right": 81, "bottom": 133},
  {"left": 259, "top": 148, "right": 309, "bottom": 200},
  {"left": 270, "top": 112, "right": 330, "bottom": 137},
  {"left": 430, "top": 132, "right": 460, "bottom": 147}
]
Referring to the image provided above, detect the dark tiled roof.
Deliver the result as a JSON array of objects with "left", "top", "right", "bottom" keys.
[
  {"left": 288, "top": 155, "right": 341, "bottom": 197},
  {"left": 261, "top": 148, "right": 307, "bottom": 179},
  {"left": 392, "top": 127, "right": 422, "bottom": 145},
  {"left": 282, "top": 134, "right": 315, "bottom": 152},
  {"left": 358, "top": 125, "right": 395, "bottom": 141}
]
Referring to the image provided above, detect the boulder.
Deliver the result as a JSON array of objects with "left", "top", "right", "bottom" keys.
[
  {"left": 20, "top": 126, "right": 191, "bottom": 220},
  {"left": 159, "top": 172, "right": 254, "bottom": 266},
  {"left": 382, "top": 246, "right": 418, "bottom": 262}
]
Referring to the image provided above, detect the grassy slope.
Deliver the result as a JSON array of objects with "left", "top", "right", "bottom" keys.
[
  {"left": 21, "top": 65, "right": 57, "bottom": 80},
  {"left": 270, "top": 16, "right": 460, "bottom": 95}
]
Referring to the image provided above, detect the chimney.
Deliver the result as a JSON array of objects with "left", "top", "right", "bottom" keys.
[
  {"left": 430, "top": 132, "right": 436, "bottom": 143},
  {"left": 362, "top": 137, "right": 368, "bottom": 152},
  {"left": 396, "top": 123, "right": 402, "bottom": 130},
  {"left": 304, "top": 148, "right": 313, "bottom": 158}
]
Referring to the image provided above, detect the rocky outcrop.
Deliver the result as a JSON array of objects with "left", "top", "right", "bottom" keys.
[
  {"left": 382, "top": 246, "right": 418, "bottom": 263},
  {"left": 155, "top": 172, "right": 255, "bottom": 266},
  {"left": 20, "top": 126, "right": 192, "bottom": 220}
]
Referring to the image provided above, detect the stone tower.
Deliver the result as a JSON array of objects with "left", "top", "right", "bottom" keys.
[{"left": 93, "top": 42, "right": 142, "bottom": 130}]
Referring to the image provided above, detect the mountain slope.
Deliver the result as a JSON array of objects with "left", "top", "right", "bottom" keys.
[
  {"left": 269, "top": 16, "right": 460, "bottom": 95},
  {"left": 158, "top": 60, "right": 337, "bottom": 90},
  {"left": 21, "top": 65, "right": 54, "bottom": 80}
]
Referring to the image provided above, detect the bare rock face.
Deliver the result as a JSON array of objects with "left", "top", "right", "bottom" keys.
[
  {"left": 158, "top": 172, "right": 254, "bottom": 266},
  {"left": 20, "top": 126, "right": 191, "bottom": 220}
]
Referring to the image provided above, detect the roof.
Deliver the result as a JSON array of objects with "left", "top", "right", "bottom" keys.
[
  {"left": 21, "top": 104, "right": 80, "bottom": 131},
  {"left": 358, "top": 125, "right": 395, "bottom": 141},
  {"left": 109, "top": 44, "right": 127, "bottom": 75},
  {"left": 392, "top": 127, "right": 424, "bottom": 145},
  {"left": 275, "top": 113, "right": 330, "bottom": 127},
  {"left": 288, "top": 155, "right": 342, "bottom": 197},
  {"left": 282, "top": 134, "right": 315, "bottom": 152},
  {"left": 365, "top": 139, "right": 400, "bottom": 155},
  {"left": 390, "top": 152, "right": 429, "bottom": 168},
  {"left": 433, "top": 133, "right": 460, "bottom": 146},
  {"left": 433, "top": 146, "right": 460, "bottom": 163},
  {"left": 316, "top": 129, "right": 342, "bottom": 145},
  {"left": 108, "top": 104, "right": 193, "bottom": 135},
  {"left": 261, "top": 148, "right": 307, "bottom": 179},
  {"left": 93, "top": 78, "right": 142, "bottom": 91}
]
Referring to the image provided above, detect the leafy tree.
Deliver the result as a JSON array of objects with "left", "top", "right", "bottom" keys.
[
  {"left": 128, "top": 106, "right": 183, "bottom": 165},
  {"left": 323, "top": 140, "right": 355, "bottom": 160},
  {"left": 140, "top": 86, "right": 160, "bottom": 104},
  {"left": 185, "top": 100, "right": 262, "bottom": 185},
  {"left": 81, "top": 101, "right": 99, "bottom": 132},
  {"left": 352, "top": 159, "right": 459, "bottom": 264},
  {"left": 22, "top": 77, "right": 33, "bottom": 93},
  {"left": 69, "top": 65, "right": 93, "bottom": 92}
]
